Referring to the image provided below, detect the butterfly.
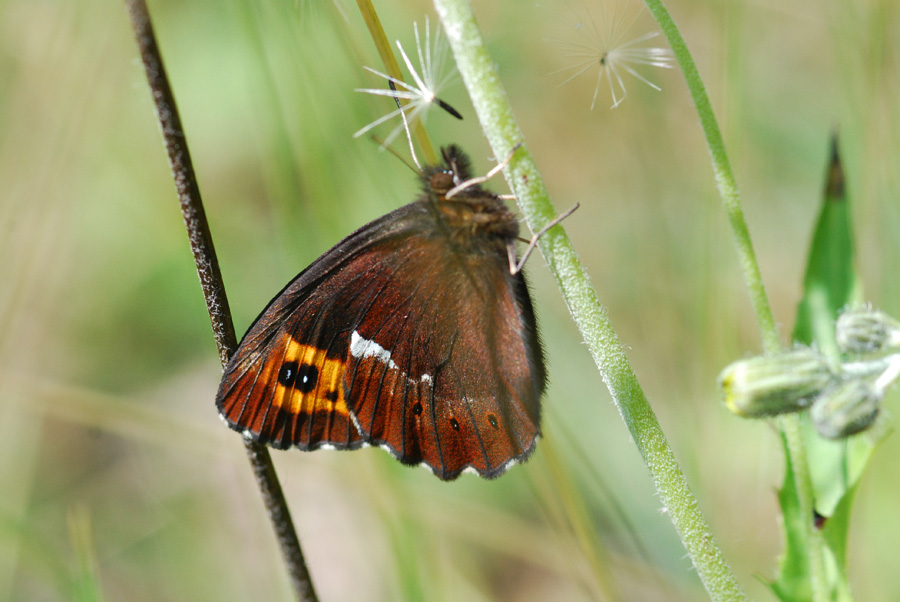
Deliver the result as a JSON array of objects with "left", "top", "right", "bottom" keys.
[{"left": 216, "top": 145, "right": 546, "bottom": 480}]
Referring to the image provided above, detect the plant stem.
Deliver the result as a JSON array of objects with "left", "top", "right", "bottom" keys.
[
  {"left": 355, "top": 0, "right": 437, "bottom": 163},
  {"left": 780, "top": 414, "right": 828, "bottom": 601},
  {"left": 433, "top": 1, "right": 746, "bottom": 600},
  {"left": 641, "top": 0, "right": 779, "bottom": 354},
  {"left": 641, "top": 0, "right": 827, "bottom": 598},
  {"left": 125, "top": 1, "right": 318, "bottom": 600}
]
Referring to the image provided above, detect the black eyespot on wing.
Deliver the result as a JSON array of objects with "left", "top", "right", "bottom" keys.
[
  {"left": 294, "top": 364, "right": 319, "bottom": 393},
  {"left": 278, "top": 361, "right": 299, "bottom": 387}
]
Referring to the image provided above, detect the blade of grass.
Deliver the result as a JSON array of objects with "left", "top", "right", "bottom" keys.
[{"left": 67, "top": 506, "right": 104, "bottom": 602}]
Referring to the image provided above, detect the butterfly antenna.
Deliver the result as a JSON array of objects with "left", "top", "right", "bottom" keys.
[
  {"left": 510, "top": 202, "right": 580, "bottom": 274},
  {"left": 389, "top": 80, "right": 423, "bottom": 171},
  {"left": 445, "top": 142, "right": 523, "bottom": 199},
  {"left": 369, "top": 134, "right": 423, "bottom": 175}
]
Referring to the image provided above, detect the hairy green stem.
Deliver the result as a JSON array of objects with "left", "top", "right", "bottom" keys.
[
  {"left": 780, "top": 414, "right": 828, "bottom": 600},
  {"left": 641, "top": 0, "right": 778, "bottom": 353},
  {"left": 433, "top": 1, "right": 746, "bottom": 599},
  {"left": 641, "top": 0, "right": 826, "bottom": 598}
]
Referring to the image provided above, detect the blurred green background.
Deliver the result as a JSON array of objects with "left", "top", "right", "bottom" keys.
[{"left": 1, "top": 0, "right": 898, "bottom": 600}]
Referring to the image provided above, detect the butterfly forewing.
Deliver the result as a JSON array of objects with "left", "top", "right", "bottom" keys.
[{"left": 216, "top": 204, "right": 432, "bottom": 450}]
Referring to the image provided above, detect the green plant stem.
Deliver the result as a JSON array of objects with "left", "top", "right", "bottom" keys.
[
  {"left": 640, "top": 0, "right": 827, "bottom": 599},
  {"left": 780, "top": 414, "right": 828, "bottom": 600},
  {"left": 641, "top": 0, "right": 778, "bottom": 354},
  {"left": 433, "top": 1, "right": 746, "bottom": 600}
]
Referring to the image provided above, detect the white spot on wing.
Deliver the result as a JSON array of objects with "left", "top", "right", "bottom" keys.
[
  {"left": 350, "top": 330, "right": 398, "bottom": 369},
  {"left": 349, "top": 411, "right": 363, "bottom": 435}
]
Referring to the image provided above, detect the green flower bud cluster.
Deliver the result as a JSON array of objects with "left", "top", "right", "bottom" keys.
[{"left": 718, "top": 308, "right": 900, "bottom": 439}]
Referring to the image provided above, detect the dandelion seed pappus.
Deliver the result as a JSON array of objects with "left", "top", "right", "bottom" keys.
[
  {"left": 550, "top": 0, "right": 674, "bottom": 109},
  {"left": 355, "top": 16, "right": 462, "bottom": 146}
]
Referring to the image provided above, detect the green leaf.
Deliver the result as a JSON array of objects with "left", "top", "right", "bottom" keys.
[
  {"left": 768, "top": 432, "right": 813, "bottom": 602},
  {"left": 768, "top": 430, "right": 870, "bottom": 602},
  {"left": 792, "top": 134, "right": 862, "bottom": 355}
]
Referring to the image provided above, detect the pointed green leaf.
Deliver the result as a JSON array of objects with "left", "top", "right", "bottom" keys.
[{"left": 792, "top": 134, "right": 861, "bottom": 355}]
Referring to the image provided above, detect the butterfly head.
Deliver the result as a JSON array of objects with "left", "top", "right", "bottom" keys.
[
  {"left": 439, "top": 144, "right": 474, "bottom": 181},
  {"left": 422, "top": 144, "right": 479, "bottom": 201}
]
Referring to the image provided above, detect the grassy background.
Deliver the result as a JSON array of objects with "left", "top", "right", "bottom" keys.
[{"left": 1, "top": 0, "right": 898, "bottom": 600}]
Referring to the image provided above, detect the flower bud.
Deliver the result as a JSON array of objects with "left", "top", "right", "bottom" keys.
[
  {"left": 810, "top": 379, "right": 881, "bottom": 439},
  {"left": 836, "top": 308, "right": 900, "bottom": 356},
  {"left": 719, "top": 348, "right": 837, "bottom": 418}
]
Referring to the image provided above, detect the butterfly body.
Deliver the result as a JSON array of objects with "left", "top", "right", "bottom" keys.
[{"left": 217, "top": 145, "right": 545, "bottom": 480}]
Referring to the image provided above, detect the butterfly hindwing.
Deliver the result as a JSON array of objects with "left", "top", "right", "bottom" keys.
[{"left": 345, "top": 234, "right": 543, "bottom": 479}]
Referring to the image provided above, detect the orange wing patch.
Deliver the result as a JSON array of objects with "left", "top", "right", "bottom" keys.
[
  {"left": 218, "top": 331, "right": 362, "bottom": 449},
  {"left": 272, "top": 338, "right": 350, "bottom": 418}
]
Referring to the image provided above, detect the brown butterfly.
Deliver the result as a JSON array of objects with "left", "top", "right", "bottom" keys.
[{"left": 216, "top": 145, "right": 545, "bottom": 480}]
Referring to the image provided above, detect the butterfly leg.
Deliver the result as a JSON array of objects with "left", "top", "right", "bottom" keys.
[{"left": 510, "top": 202, "right": 580, "bottom": 274}]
